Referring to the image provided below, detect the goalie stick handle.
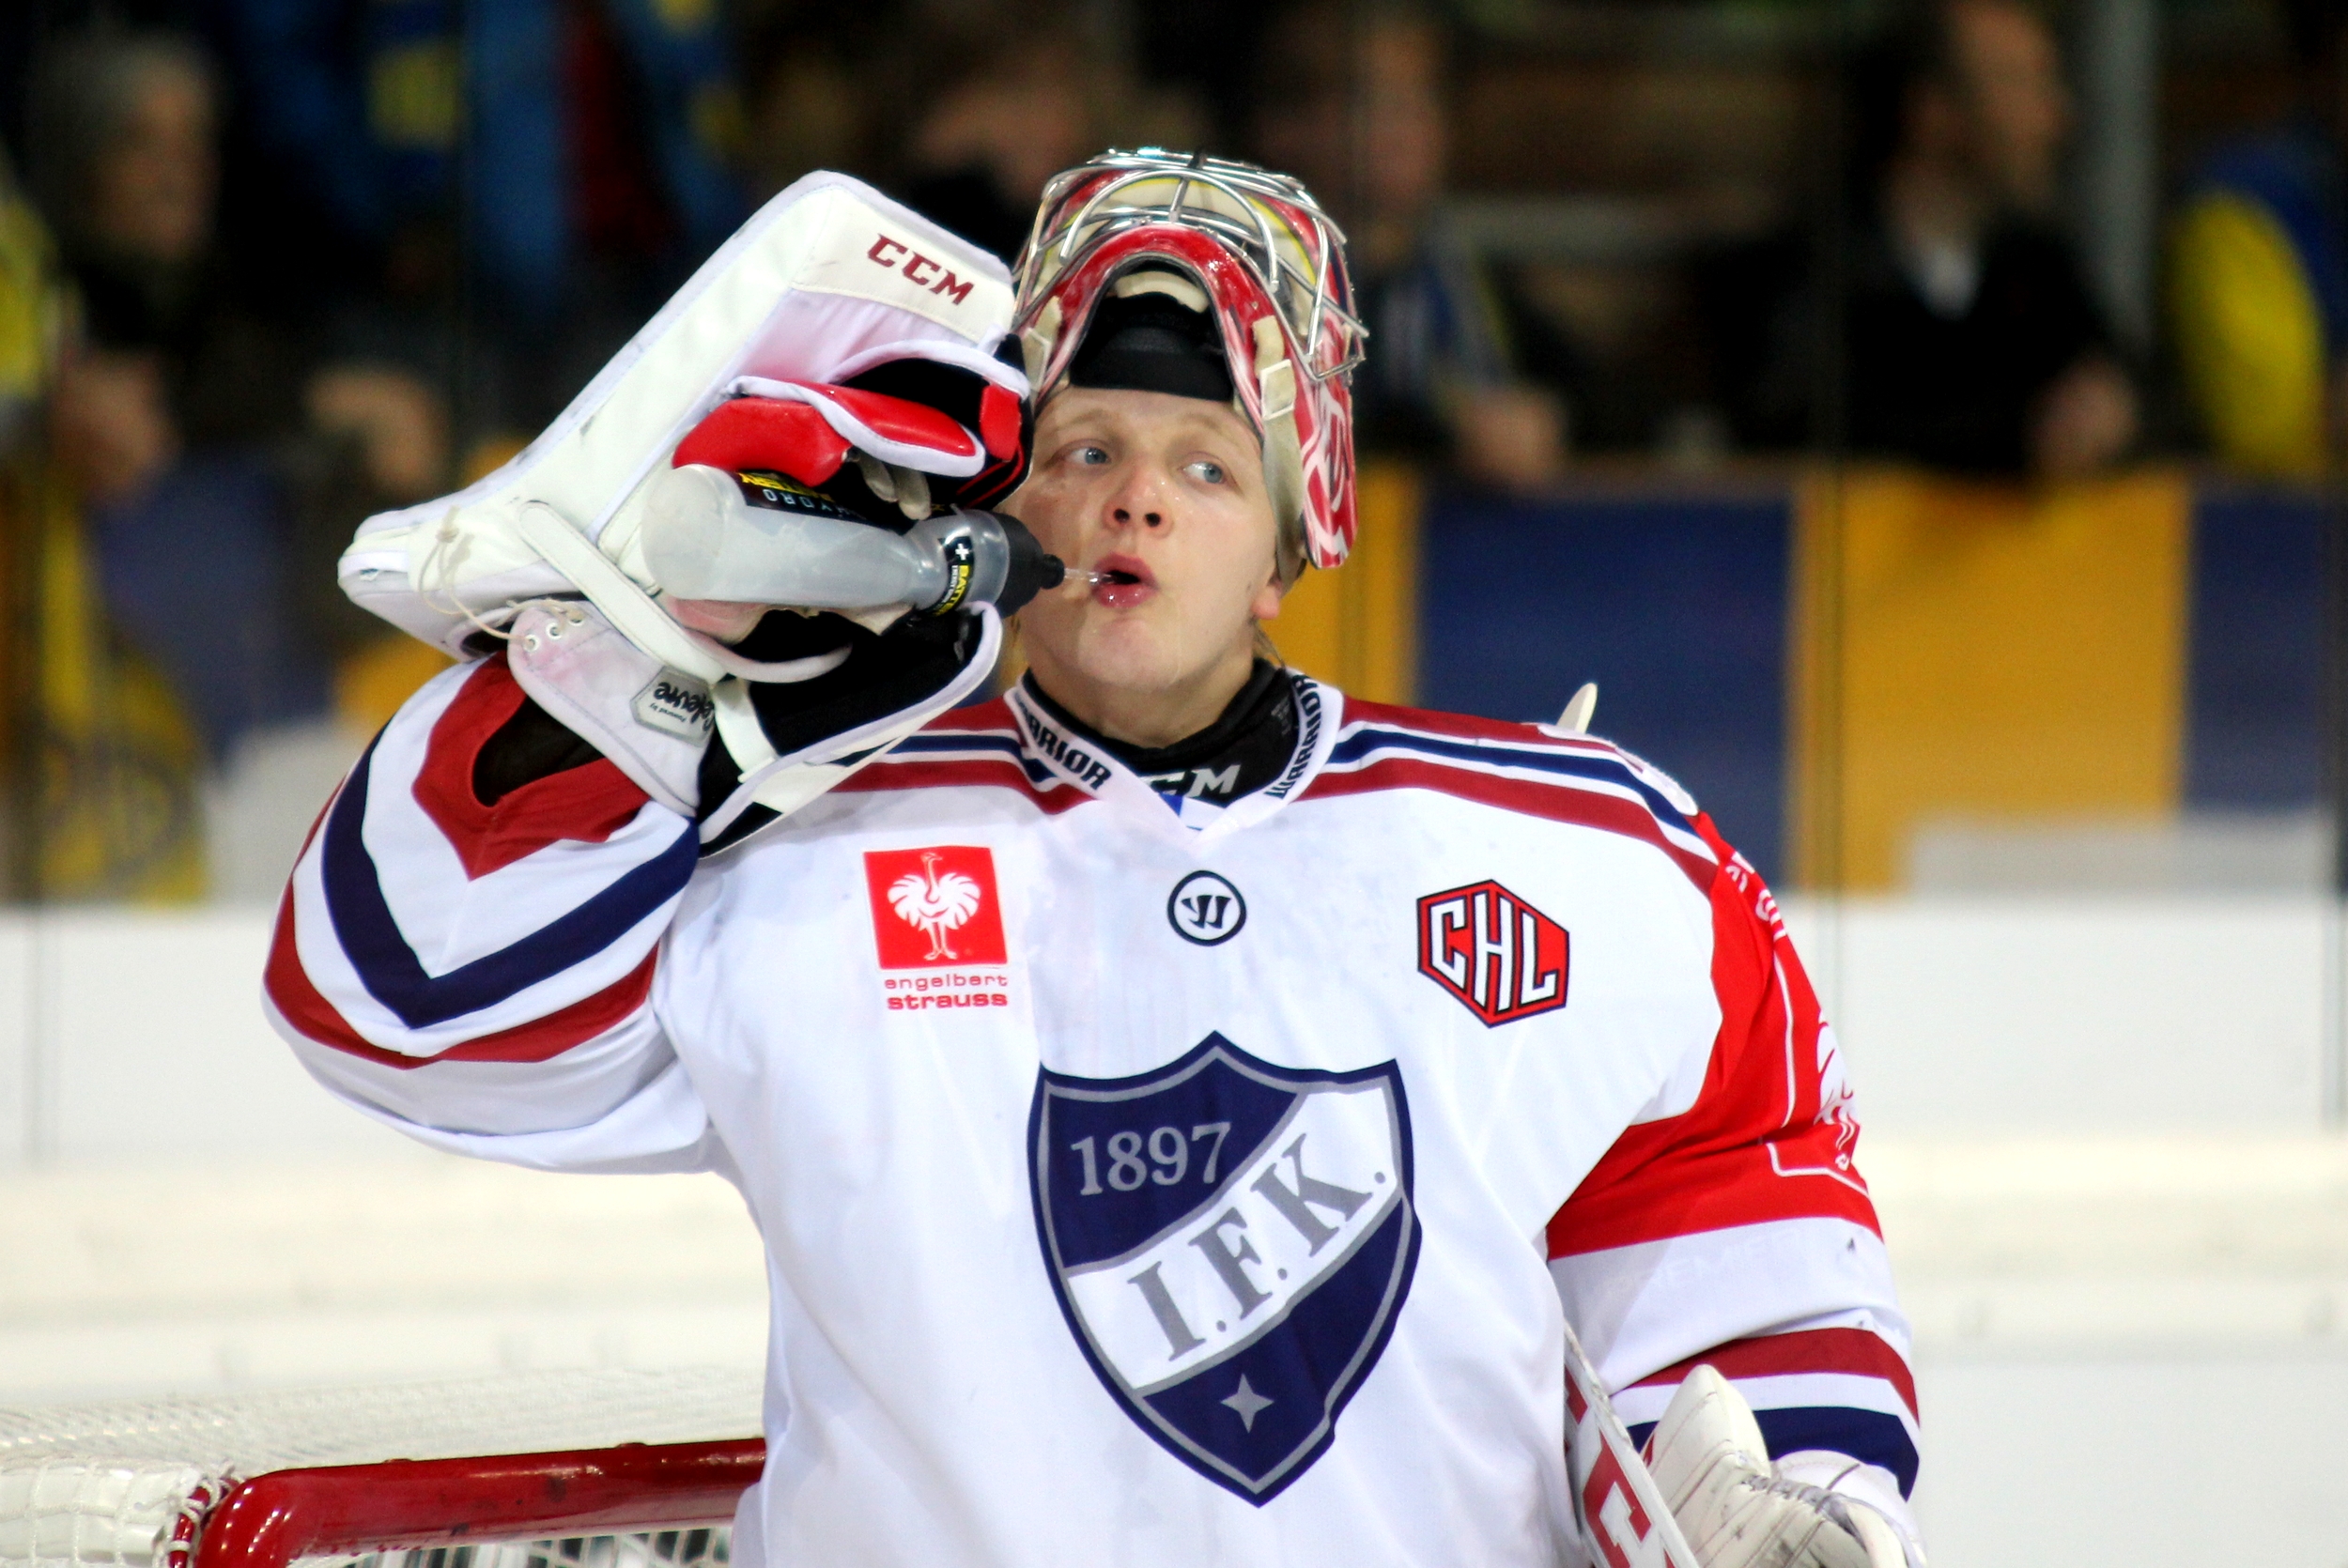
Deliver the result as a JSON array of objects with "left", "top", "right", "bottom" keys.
[{"left": 1561, "top": 1318, "right": 1705, "bottom": 1568}]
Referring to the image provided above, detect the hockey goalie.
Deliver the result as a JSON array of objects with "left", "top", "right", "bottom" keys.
[{"left": 265, "top": 152, "right": 1925, "bottom": 1568}]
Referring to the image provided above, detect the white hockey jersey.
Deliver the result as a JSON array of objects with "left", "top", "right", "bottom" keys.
[{"left": 266, "top": 656, "right": 1918, "bottom": 1568}]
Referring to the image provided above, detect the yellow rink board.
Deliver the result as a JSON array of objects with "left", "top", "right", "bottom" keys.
[
  {"left": 1269, "top": 460, "right": 1421, "bottom": 705},
  {"left": 1792, "top": 467, "right": 2191, "bottom": 890}
]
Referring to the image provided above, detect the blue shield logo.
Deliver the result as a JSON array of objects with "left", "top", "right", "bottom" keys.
[{"left": 1028, "top": 1034, "right": 1418, "bottom": 1503}]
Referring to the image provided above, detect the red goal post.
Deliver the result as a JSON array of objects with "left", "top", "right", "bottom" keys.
[
  {"left": 194, "top": 1437, "right": 765, "bottom": 1568},
  {"left": 0, "top": 1369, "right": 767, "bottom": 1568}
]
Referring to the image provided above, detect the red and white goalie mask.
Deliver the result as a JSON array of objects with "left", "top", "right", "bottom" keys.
[{"left": 1012, "top": 150, "right": 1367, "bottom": 576}]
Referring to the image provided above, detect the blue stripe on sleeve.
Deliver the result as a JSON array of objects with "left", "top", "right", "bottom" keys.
[
  {"left": 322, "top": 742, "right": 698, "bottom": 1029},
  {"left": 1626, "top": 1407, "right": 1920, "bottom": 1497}
]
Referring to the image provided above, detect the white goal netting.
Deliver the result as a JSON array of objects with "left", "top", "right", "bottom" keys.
[{"left": 0, "top": 1367, "right": 764, "bottom": 1568}]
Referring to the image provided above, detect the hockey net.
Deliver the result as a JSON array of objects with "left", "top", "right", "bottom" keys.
[{"left": 0, "top": 1369, "right": 765, "bottom": 1568}]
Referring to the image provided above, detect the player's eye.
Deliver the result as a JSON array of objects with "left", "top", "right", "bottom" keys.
[
  {"left": 1184, "top": 459, "right": 1227, "bottom": 485},
  {"left": 1071, "top": 443, "right": 1110, "bottom": 467}
]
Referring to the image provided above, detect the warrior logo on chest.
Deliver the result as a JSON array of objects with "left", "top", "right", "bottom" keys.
[{"left": 1028, "top": 1036, "right": 1418, "bottom": 1503}]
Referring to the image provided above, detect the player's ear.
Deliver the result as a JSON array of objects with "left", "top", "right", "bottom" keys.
[
  {"left": 1251, "top": 551, "right": 1285, "bottom": 622},
  {"left": 1249, "top": 526, "right": 1287, "bottom": 624}
]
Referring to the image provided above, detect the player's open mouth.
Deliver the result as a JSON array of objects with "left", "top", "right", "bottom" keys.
[{"left": 1089, "top": 555, "right": 1156, "bottom": 607}]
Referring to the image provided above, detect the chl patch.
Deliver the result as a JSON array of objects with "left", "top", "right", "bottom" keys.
[
  {"left": 1029, "top": 1035, "right": 1418, "bottom": 1503},
  {"left": 631, "top": 670, "right": 715, "bottom": 740},
  {"left": 1417, "top": 880, "right": 1569, "bottom": 1026},
  {"left": 864, "top": 845, "right": 1009, "bottom": 968}
]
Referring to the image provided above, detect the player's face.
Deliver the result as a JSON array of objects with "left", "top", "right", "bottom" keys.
[{"left": 1011, "top": 388, "right": 1284, "bottom": 746}]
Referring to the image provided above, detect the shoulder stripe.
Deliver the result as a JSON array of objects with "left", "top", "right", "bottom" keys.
[
  {"left": 268, "top": 889, "right": 657, "bottom": 1067},
  {"left": 1326, "top": 723, "right": 1702, "bottom": 839},
  {"left": 836, "top": 744, "right": 1091, "bottom": 812},
  {"left": 324, "top": 742, "right": 696, "bottom": 1029},
  {"left": 916, "top": 697, "right": 1021, "bottom": 736},
  {"left": 888, "top": 732, "right": 1035, "bottom": 763},
  {"left": 1305, "top": 753, "right": 1717, "bottom": 889}
]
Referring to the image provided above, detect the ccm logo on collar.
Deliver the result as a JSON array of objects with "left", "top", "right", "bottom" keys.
[
  {"left": 1417, "top": 880, "right": 1569, "bottom": 1026},
  {"left": 867, "top": 235, "right": 976, "bottom": 305}
]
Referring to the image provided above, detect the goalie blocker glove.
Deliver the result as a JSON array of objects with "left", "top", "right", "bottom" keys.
[
  {"left": 334, "top": 172, "right": 1044, "bottom": 846},
  {"left": 498, "top": 372, "right": 1061, "bottom": 838},
  {"left": 1645, "top": 1367, "right": 1923, "bottom": 1568}
]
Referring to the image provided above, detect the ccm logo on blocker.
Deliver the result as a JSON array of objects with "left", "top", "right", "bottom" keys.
[{"left": 867, "top": 234, "right": 978, "bottom": 305}]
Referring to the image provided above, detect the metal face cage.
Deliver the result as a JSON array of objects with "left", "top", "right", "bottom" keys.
[{"left": 1012, "top": 149, "right": 1367, "bottom": 386}]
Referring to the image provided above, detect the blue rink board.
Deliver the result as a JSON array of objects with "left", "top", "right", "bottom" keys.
[
  {"left": 2185, "top": 487, "right": 2325, "bottom": 809},
  {"left": 1415, "top": 486, "right": 1792, "bottom": 881},
  {"left": 1413, "top": 480, "right": 2332, "bottom": 889}
]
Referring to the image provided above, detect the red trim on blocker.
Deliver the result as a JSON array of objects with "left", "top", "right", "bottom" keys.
[
  {"left": 781, "top": 381, "right": 981, "bottom": 460},
  {"left": 978, "top": 383, "right": 1023, "bottom": 457},
  {"left": 411, "top": 659, "right": 651, "bottom": 881},
  {"left": 1630, "top": 1328, "right": 1919, "bottom": 1424},
  {"left": 264, "top": 889, "right": 657, "bottom": 1068},
  {"left": 1549, "top": 816, "right": 1881, "bottom": 1255},
  {"left": 672, "top": 397, "right": 851, "bottom": 483}
]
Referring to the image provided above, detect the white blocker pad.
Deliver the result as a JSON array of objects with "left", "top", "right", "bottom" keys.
[{"left": 338, "top": 172, "right": 1025, "bottom": 656}]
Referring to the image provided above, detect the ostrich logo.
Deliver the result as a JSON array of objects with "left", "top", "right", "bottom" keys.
[
  {"left": 863, "top": 845, "right": 1007, "bottom": 969},
  {"left": 887, "top": 851, "right": 985, "bottom": 961}
]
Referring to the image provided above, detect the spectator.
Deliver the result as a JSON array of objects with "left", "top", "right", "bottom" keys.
[
  {"left": 13, "top": 26, "right": 477, "bottom": 902},
  {"left": 206, "top": 0, "right": 743, "bottom": 435},
  {"left": 29, "top": 34, "right": 239, "bottom": 488},
  {"left": 888, "top": 7, "right": 1201, "bottom": 265},
  {"left": 899, "top": 35, "right": 1097, "bottom": 261},
  {"left": 2169, "top": 0, "right": 2346, "bottom": 476},
  {"left": 1256, "top": 1, "right": 1566, "bottom": 488},
  {"left": 0, "top": 143, "right": 207, "bottom": 902},
  {"left": 26, "top": 33, "right": 328, "bottom": 754},
  {"left": 0, "top": 154, "right": 64, "bottom": 455},
  {"left": 1707, "top": 0, "right": 2137, "bottom": 477},
  {"left": 739, "top": 30, "right": 867, "bottom": 205}
]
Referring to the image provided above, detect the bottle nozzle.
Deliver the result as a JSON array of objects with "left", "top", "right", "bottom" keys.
[{"left": 1058, "top": 568, "right": 1142, "bottom": 592}]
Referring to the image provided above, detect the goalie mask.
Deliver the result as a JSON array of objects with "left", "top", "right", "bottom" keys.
[{"left": 1012, "top": 149, "right": 1366, "bottom": 577}]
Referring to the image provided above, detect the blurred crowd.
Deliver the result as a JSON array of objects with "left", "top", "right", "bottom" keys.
[{"left": 0, "top": 0, "right": 2338, "bottom": 900}]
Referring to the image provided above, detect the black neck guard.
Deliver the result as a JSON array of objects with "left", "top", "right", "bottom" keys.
[{"left": 1022, "top": 660, "right": 1299, "bottom": 806}]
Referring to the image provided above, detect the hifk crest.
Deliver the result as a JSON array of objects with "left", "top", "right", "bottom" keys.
[{"left": 1028, "top": 1035, "right": 1417, "bottom": 1503}]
